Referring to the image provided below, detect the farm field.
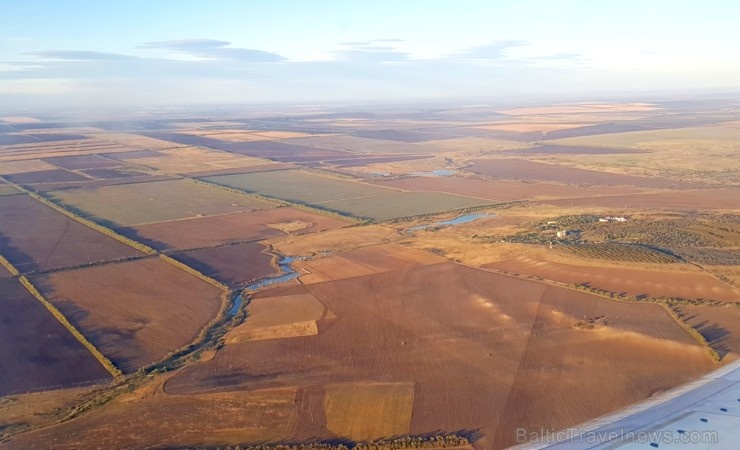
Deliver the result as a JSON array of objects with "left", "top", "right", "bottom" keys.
[
  {"left": 202, "top": 169, "right": 397, "bottom": 204},
  {"left": 0, "top": 279, "right": 111, "bottom": 396},
  {"left": 125, "top": 207, "right": 349, "bottom": 250},
  {"left": 465, "top": 158, "right": 705, "bottom": 188},
  {"left": 31, "top": 257, "right": 224, "bottom": 373},
  {"left": 0, "top": 194, "right": 143, "bottom": 273},
  {"left": 0, "top": 184, "right": 19, "bottom": 196},
  {"left": 268, "top": 224, "right": 401, "bottom": 256},
  {"left": 675, "top": 305, "right": 740, "bottom": 361},
  {"left": 0, "top": 387, "right": 298, "bottom": 450},
  {"left": 374, "top": 175, "right": 644, "bottom": 202},
  {"left": 4, "top": 168, "right": 89, "bottom": 184},
  {"left": 172, "top": 242, "right": 278, "bottom": 287},
  {"left": 543, "top": 188, "right": 740, "bottom": 212},
  {"left": 484, "top": 255, "right": 740, "bottom": 302},
  {"left": 318, "top": 190, "right": 493, "bottom": 220},
  {"left": 47, "top": 179, "right": 274, "bottom": 226},
  {"left": 165, "top": 261, "right": 715, "bottom": 449},
  {"left": 118, "top": 146, "right": 269, "bottom": 174},
  {"left": 43, "top": 154, "right": 123, "bottom": 170},
  {"left": 281, "top": 134, "right": 449, "bottom": 154},
  {"left": 292, "top": 243, "right": 447, "bottom": 284}
]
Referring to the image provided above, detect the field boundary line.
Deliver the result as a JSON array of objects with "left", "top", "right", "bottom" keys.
[
  {"left": 18, "top": 275, "right": 122, "bottom": 377},
  {"left": 475, "top": 263, "right": 724, "bottom": 363},
  {"left": 158, "top": 254, "right": 228, "bottom": 290},
  {"left": 0, "top": 252, "right": 20, "bottom": 276}
]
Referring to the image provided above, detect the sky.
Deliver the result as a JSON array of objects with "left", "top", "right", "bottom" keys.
[{"left": 1, "top": 0, "right": 739, "bottom": 109}]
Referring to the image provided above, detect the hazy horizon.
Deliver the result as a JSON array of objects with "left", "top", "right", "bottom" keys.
[{"left": 2, "top": 0, "right": 740, "bottom": 110}]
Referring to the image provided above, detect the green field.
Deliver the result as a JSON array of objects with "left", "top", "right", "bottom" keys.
[
  {"left": 48, "top": 179, "right": 274, "bottom": 226},
  {"left": 202, "top": 169, "right": 493, "bottom": 220},
  {"left": 319, "top": 191, "right": 493, "bottom": 220},
  {"left": 202, "top": 169, "right": 397, "bottom": 203}
]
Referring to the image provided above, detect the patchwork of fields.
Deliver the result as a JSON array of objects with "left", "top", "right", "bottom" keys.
[{"left": 1, "top": 102, "right": 738, "bottom": 450}]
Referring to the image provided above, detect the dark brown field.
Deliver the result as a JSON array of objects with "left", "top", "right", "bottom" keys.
[
  {"left": 166, "top": 259, "right": 714, "bottom": 449},
  {"left": 31, "top": 257, "right": 224, "bottom": 373},
  {"left": 172, "top": 242, "right": 278, "bottom": 287},
  {"left": 124, "top": 207, "right": 349, "bottom": 250},
  {"left": 466, "top": 159, "right": 705, "bottom": 188},
  {"left": 0, "top": 194, "right": 143, "bottom": 273},
  {"left": 485, "top": 256, "right": 740, "bottom": 302},
  {"left": 0, "top": 279, "right": 111, "bottom": 396},
  {"left": 43, "top": 154, "right": 122, "bottom": 170},
  {"left": 4, "top": 169, "right": 89, "bottom": 184}
]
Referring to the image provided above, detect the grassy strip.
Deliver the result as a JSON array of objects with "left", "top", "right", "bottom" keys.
[
  {"left": 0, "top": 253, "right": 20, "bottom": 276},
  {"left": 158, "top": 254, "right": 228, "bottom": 290},
  {"left": 567, "top": 283, "right": 725, "bottom": 362},
  {"left": 18, "top": 275, "right": 122, "bottom": 377},
  {"left": 661, "top": 304, "right": 722, "bottom": 363}
]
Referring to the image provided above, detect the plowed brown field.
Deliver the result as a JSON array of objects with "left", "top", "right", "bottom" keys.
[
  {"left": 0, "top": 279, "right": 111, "bottom": 395},
  {"left": 0, "top": 194, "right": 142, "bottom": 273},
  {"left": 31, "top": 257, "right": 224, "bottom": 373},
  {"left": 484, "top": 256, "right": 740, "bottom": 302},
  {"left": 166, "top": 262, "right": 714, "bottom": 448},
  {"left": 124, "top": 207, "right": 349, "bottom": 250}
]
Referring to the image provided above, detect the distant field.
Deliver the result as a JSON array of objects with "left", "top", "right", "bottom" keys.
[
  {"left": 485, "top": 255, "right": 740, "bottom": 302},
  {"left": 4, "top": 169, "right": 90, "bottom": 184},
  {"left": 466, "top": 158, "right": 704, "bottom": 188},
  {"left": 0, "top": 194, "right": 143, "bottom": 273},
  {"left": 172, "top": 242, "right": 277, "bottom": 287},
  {"left": 43, "top": 154, "right": 122, "bottom": 170},
  {"left": 542, "top": 188, "right": 740, "bottom": 212},
  {"left": 166, "top": 261, "right": 714, "bottom": 447},
  {"left": 124, "top": 207, "right": 349, "bottom": 250},
  {"left": 0, "top": 279, "right": 111, "bottom": 396},
  {"left": 32, "top": 257, "right": 224, "bottom": 373},
  {"left": 121, "top": 147, "right": 269, "bottom": 174},
  {"left": 547, "top": 126, "right": 740, "bottom": 148},
  {"left": 350, "top": 129, "right": 454, "bottom": 142},
  {"left": 203, "top": 170, "right": 492, "bottom": 219},
  {"left": 0, "top": 159, "right": 66, "bottom": 174},
  {"left": 282, "top": 135, "right": 448, "bottom": 153},
  {"left": 48, "top": 179, "right": 274, "bottom": 226},
  {"left": 318, "top": 190, "right": 493, "bottom": 220},
  {"left": 500, "top": 144, "right": 645, "bottom": 155},
  {"left": 375, "top": 175, "right": 642, "bottom": 202},
  {"left": 202, "top": 169, "right": 396, "bottom": 203}
]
